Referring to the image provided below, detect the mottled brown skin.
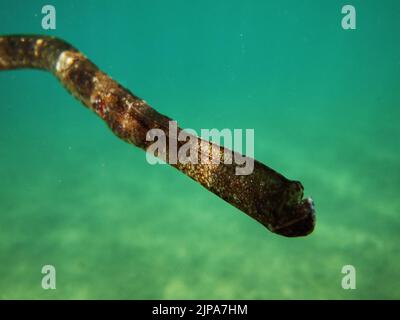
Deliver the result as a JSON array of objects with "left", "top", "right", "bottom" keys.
[{"left": 0, "top": 35, "right": 316, "bottom": 237}]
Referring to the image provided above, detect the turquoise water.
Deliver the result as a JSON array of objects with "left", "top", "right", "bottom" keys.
[{"left": 0, "top": 0, "right": 399, "bottom": 299}]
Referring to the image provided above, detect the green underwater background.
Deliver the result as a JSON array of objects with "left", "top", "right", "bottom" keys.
[{"left": 0, "top": 0, "right": 399, "bottom": 299}]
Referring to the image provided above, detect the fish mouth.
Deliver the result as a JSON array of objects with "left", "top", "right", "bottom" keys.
[{"left": 272, "top": 198, "right": 316, "bottom": 237}]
